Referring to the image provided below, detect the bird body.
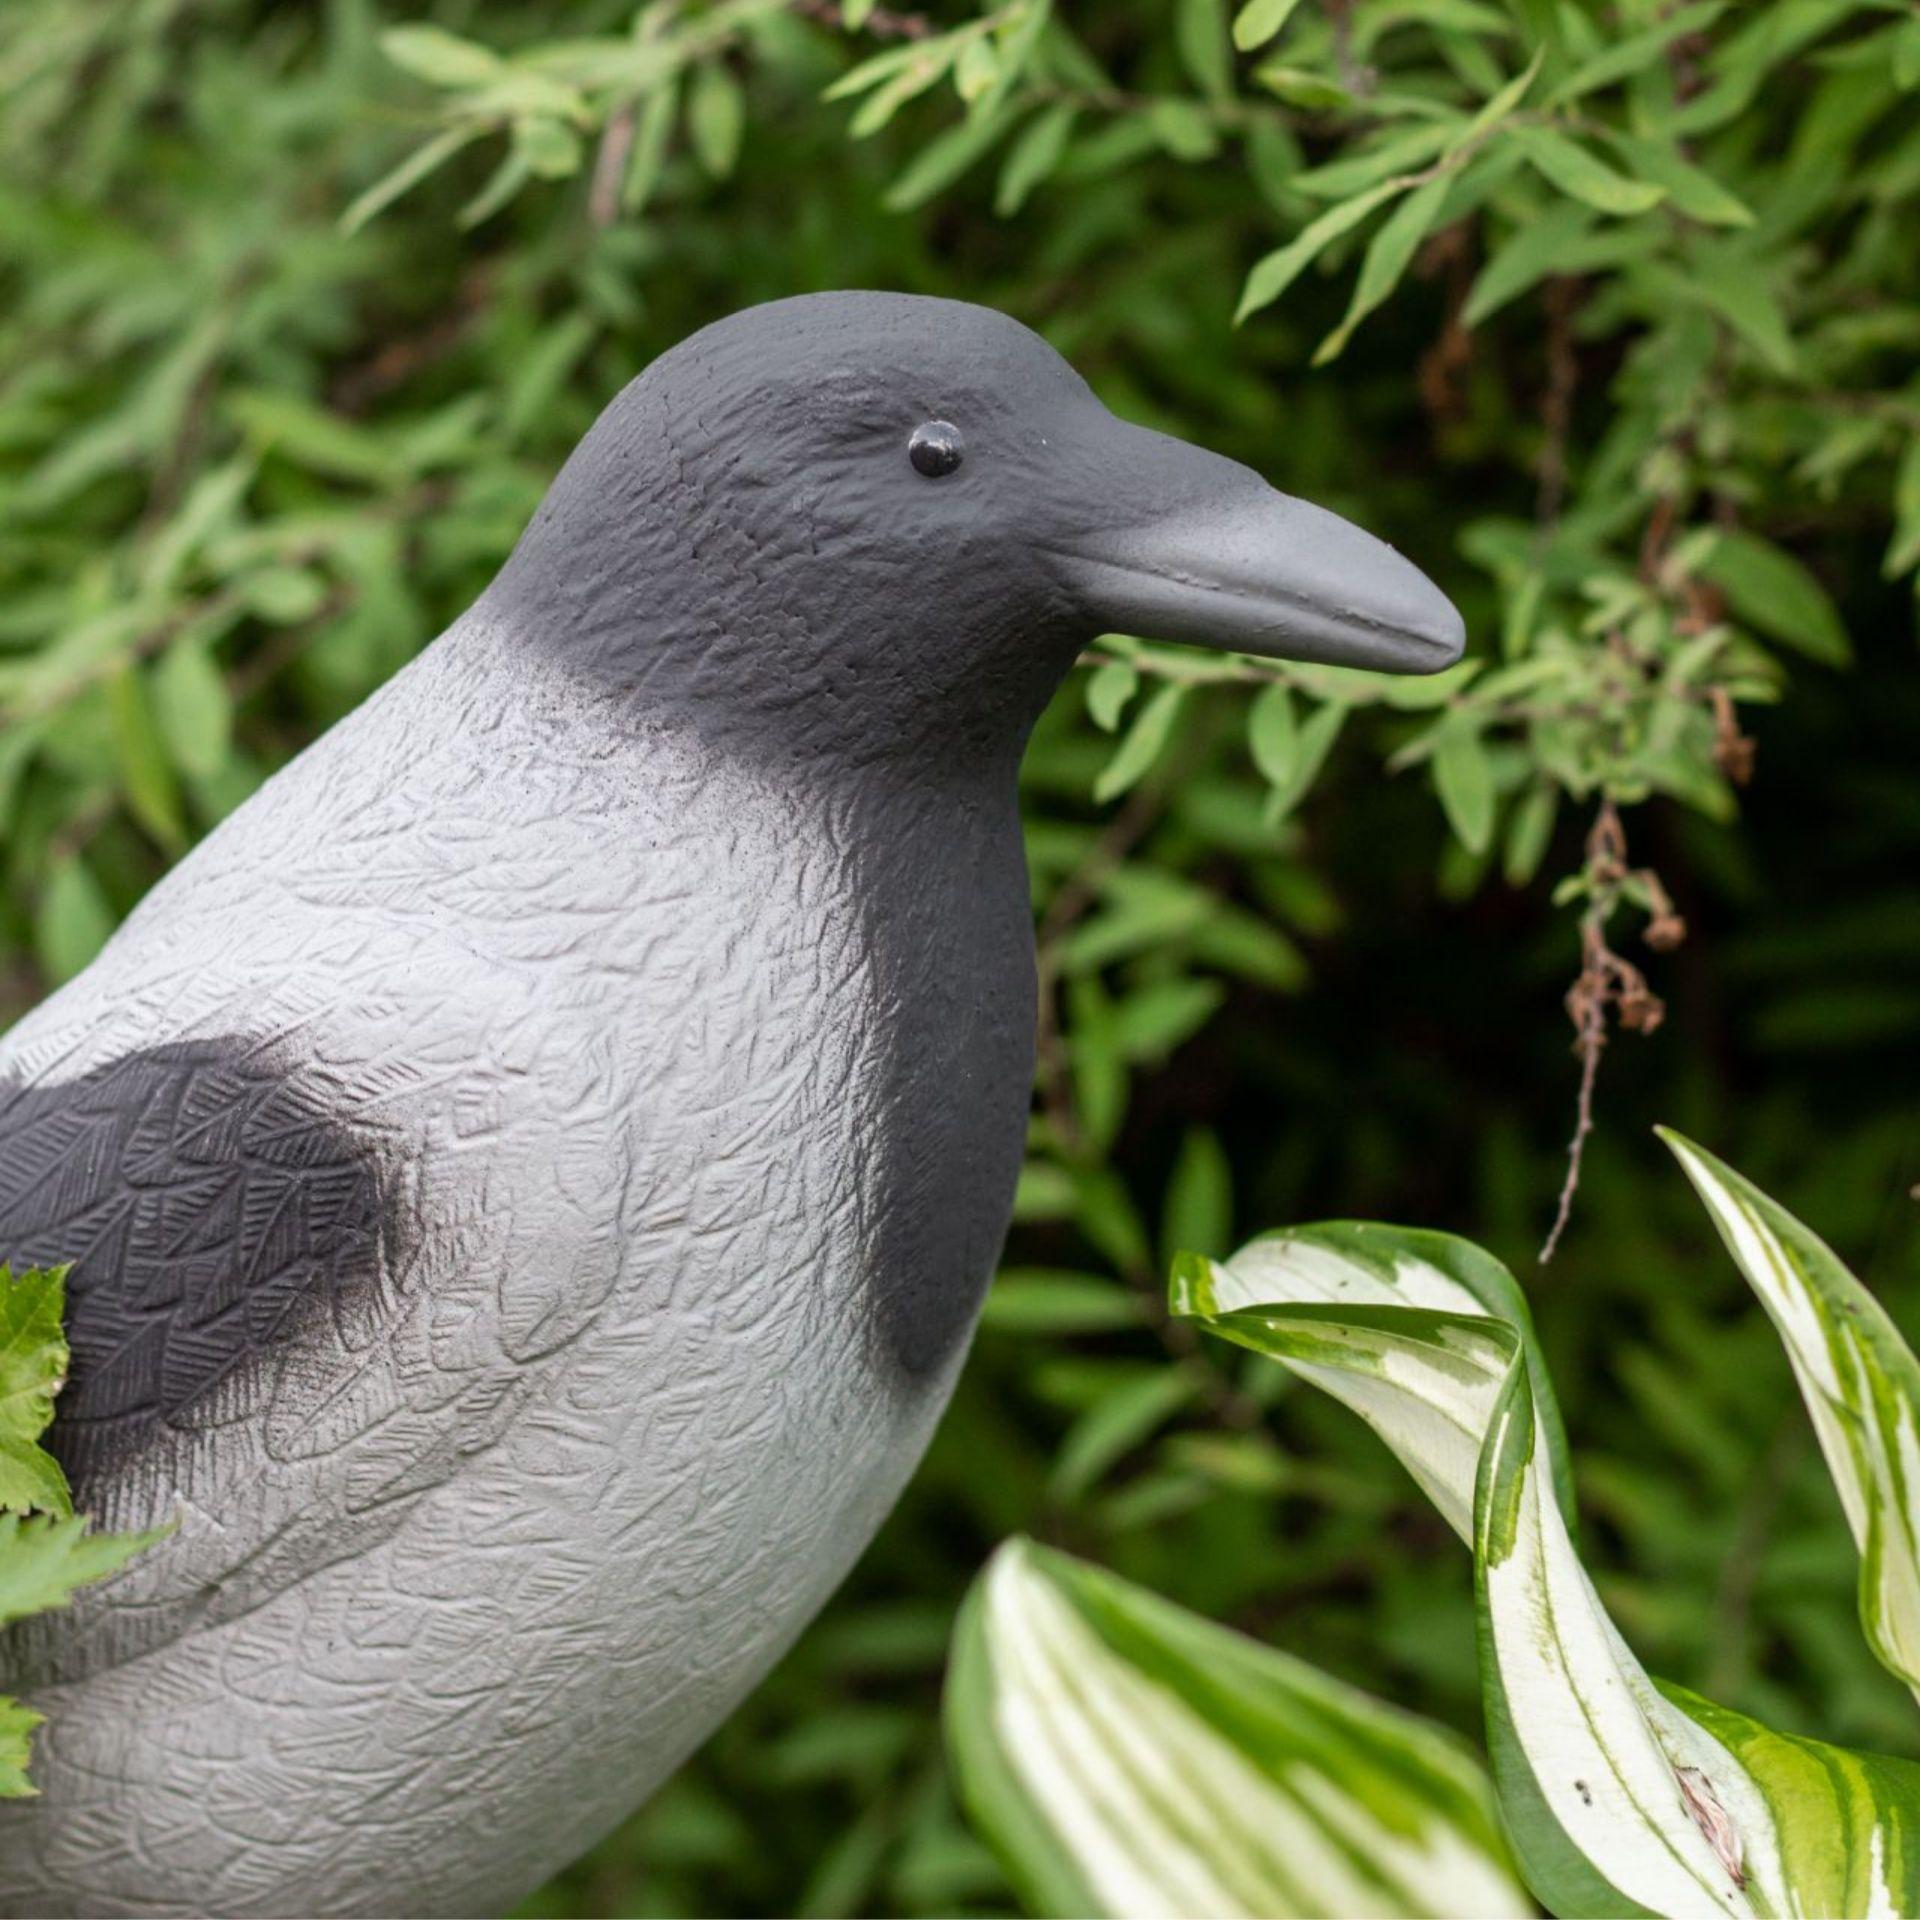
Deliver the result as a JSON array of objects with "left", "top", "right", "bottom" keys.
[{"left": 0, "top": 293, "right": 1459, "bottom": 1914}]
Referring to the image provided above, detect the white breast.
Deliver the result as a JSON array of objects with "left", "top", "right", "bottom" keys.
[{"left": 0, "top": 626, "right": 968, "bottom": 1916}]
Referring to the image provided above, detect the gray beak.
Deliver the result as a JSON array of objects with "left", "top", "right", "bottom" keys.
[{"left": 1052, "top": 421, "right": 1465, "bottom": 674}]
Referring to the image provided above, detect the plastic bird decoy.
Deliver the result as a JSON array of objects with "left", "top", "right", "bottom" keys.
[{"left": 0, "top": 293, "right": 1462, "bottom": 1917}]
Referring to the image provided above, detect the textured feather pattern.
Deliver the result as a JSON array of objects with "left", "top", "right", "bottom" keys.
[{"left": 0, "top": 608, "right": 1033, "bottom": 1916}]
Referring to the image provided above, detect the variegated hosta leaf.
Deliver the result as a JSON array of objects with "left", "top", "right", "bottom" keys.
[
  {"left": 1177, "top": 1222, "right": 1920, "bottom": 1919},
  {"left": 945, "top": 1537, "right": 1532, "bottom": 1919},
  {"left": 1662, "top": 1128, "right": 1920, "bottom": 1706}
]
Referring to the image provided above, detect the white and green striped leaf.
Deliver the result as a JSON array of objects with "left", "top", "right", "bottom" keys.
[
  {"left": 1662, "top": 1128, "right": 1920, "bottom": 1706},
  {"left": 1176, "top": 1220, "right": 1920, "bottom": 1918},
  {"left": 945, "top": 1537, "right": 1532, "bottom": 1918}
]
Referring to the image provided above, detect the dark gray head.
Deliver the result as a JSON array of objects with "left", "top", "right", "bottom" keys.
[{"left": 493, "top": 292, "right": 1462, "bottom": 770}]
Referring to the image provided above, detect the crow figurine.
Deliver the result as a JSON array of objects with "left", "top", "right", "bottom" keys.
[{"left": 0, "top": 293, "right": 1462, "bottom": 1916}]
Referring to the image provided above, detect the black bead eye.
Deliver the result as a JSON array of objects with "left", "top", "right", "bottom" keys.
[{"left": 907, "top": 420, "right": 964, "bottom": 478}]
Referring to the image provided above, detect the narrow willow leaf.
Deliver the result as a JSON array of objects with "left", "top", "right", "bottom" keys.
[
  {"left": 34, "top": 857, "right": 114, "bottom": 986},
  {"left": 1541, "top": 0, "right": 1725, "bottom": 105},
  {"left": 1085, "top": 659, "right": 1138, "bottom": 732},
  {"left": 380, "top": 24, "right": 505, "bottom": 89},
  {"left": 1883, "top": 437, "right": 1920, "bottom": 580},
  {"left": 885, "top": 102, "right": 1016, "bottom": 211},
  {"left": 1176, "top": 1221, "right": 1920, "bottom": 1920},
  {"left": 1662, "top": 1130, "right": 1920, "bottom": 1704},
  {"left": 1176, "top": 0, "right": 1233, "bottom": 104},
  {"left": 995, "top": 102, "right": 1075, "bottom": 215},
  {"left": 1463, "top": 203, "right": 1592, "bottom": 327},
  {"left": 688, "top": 62, "right": 745, "bottom": 179},
  {"left": 1602, "top": 130, "right": 1755, "bottom": 227},
  {"left": 1431, "top": 719, "right": 1496, "bottom": 855},
  {"left": 1247, "top": 680, "right": 1298, "bottom": 787},
  {"left": 1232, "top": 0, "right": 1303, "bottom": 53},
  {"left": 946, "top": 1539, "right": 1532, "bottom": 1918},
  {"left": 1450, "top": 45, "right": 1544, "bottom": 151},
  {"left": 340, "top": 125, "right": 486, "bottom": 235},
  {"left": 1698, "top": 528, "right": 1851, "bottom": 665},
  {"left": 1262, "top": 697, "right": 1345, "bottom": 826},
  {"left": 1512, "top": 125, "right": 1665, "bottom": 214},
  {"left": 1093, "top": 682, "right": 1185, "bottom": 803},
  {"left": 1236, "top": 179, "right": 1405, "bottom": 323},
  {"left": 1314, "top": 173, "right": 1451, "bottom": 364}
]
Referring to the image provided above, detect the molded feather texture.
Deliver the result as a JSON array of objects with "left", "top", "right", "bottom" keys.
[{"left": 0, "top": 613, "right": 1029, "bottom": 1915}]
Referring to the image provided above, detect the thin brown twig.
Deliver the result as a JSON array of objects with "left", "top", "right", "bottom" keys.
[{"left": 1540, "top": 799, "right": 1678, "bottom": 1262}]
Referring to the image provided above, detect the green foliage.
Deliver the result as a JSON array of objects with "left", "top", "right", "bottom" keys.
[
  {"left": 0, "top": 1266, "right": 163, "bottom": 1797},
  {"left": 2, "top": 0, "right": 1917, "bottom": 1909}
]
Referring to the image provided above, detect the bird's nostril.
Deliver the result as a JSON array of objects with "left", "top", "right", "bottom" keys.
[{"left": 908, "top": 420, "right": 964, "bottom": 477}]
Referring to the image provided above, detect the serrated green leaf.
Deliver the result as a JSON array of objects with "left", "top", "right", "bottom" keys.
[
  {"left": 1511, "top": 126, "right": 1665, "bottom": 214},
  {"left": 0, "top": 1512, "right": 165, "bottom": 1630},
  {"left": 0, "top": 1266, "right": 71, "bottom": 1517},
  {"left": 0, "top": 1695, "right": 43, "bottom": 1799}
]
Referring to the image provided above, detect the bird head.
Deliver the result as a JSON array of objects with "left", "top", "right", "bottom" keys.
[{"left": 495, "top": 292, "right": 1463, "bottom": 769}]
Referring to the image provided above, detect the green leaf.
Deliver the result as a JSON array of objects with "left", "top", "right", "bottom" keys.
[
  {"left": 1232, "top": 0, "right": 1303, "bottom": 53},
  {"left": 946, "top": 1539, "right": 1531, "bottom": 1918},
  {"left": 1698, "top": 528, "right": 1851, "bottom": 665},
  {"left": 1314, "top": 173, "right": 1451, "bottom": 364},
  {"left": 1602, "top": 131, "right": 1754, "bottom": 227},
  {"left": 1092, "top": 682, "right": 1185, "bottom": 803},
  {"left": 380, "top": 25, "right": 505, "bottom": 90},
  {"left": 1884, "top": 437, "right": 1920, "bottom": 579},
  {"left": 995, "top": 103, "right": 1075, "bottom": 215},
  {"left": 107, "top": 663, "right": 186, "bottom": 852},
  {"left": 1511, "top": 126, "right": 1665, "bottom": 214},
  {"left": 885, "top": 102, "right": 1016, "bottom": 211},
  {"left": 1236, "top": 180, "right": 1406, "bottom": 323},
  {"left": 1662, "top": 1130, "right": 1920, "bottom": 1704},
  {"left": 1176, "top": 1221, "right": 1920, "bottom": 1918},
  {"left": 0, "top": 1266, "right": 71, "bottom": 1518},
  {"left": 1175, "top": 0, "right": 1234, "bottom": 104},
  {"left": 1431, "top": 719, "right": 1495, "bottom": 854},
  {"left": 1085, "top": 659, "right": 1138, "bottom": 732},
  {"left": 688, "top": 62, "right": 745, "bottom": 180},
  {"left": 151, "top": 640, "right": 231, "bottom": 784},
  {"left": 35, "top": 858, "right": 115, "bottom": 986},
  {"left": 1462, "top": 202, "right": 1593, "bottom": 327},
  {"left": 0, "top": 1512, "right": 164, "bottom": 1631},
  {"left": 1542, "top": 1, "right": 1725, "bottom": 105},
  {"left": 0, "top": 1696, "right": 43, "bottom": 1800},
  {"left": 340, "top": 125, "right": 486, "bottom": 236},
  {"left": 1246, "top": 680, "right": 1298, "bottom": 786},
  {"left": 1895, "top": 18, "right": 1920, "bottom": 90}
]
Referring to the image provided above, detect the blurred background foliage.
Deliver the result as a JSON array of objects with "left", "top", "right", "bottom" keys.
[{"left": 2, "top": 0, "right": 1918, "bottom": 1911}]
